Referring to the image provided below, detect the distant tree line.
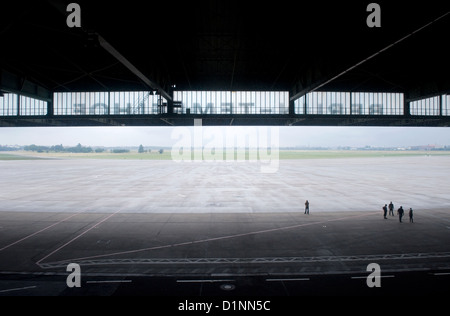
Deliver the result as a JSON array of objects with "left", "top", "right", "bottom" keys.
[
  {"left": 24, "top": 143, "right": 93, "bottom": 153},
  {"left": 13, "top": 144, "right": 180, "bottom": 155},
  {"left": 0, "top": 145, "right": 18, "bottom": 152},
  {"left": 111, "top": 149, "right": 130, "bottom": 154},
  {"left": 137, "top": 145, "right": 163, "bottom": 154}
]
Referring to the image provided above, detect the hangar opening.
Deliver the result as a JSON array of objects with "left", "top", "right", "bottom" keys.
[{"left": 0, "top": 0, "right": 449, "bottom": 297}]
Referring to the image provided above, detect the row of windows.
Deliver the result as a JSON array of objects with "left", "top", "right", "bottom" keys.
[
  {"left": 410, "top": 95, "right": 450, "bottom": 116},
  {"left": 0, "top": 94, "right": 17, "bottom": 116},
  {"left": 0, "top": 94, "right": 47, "bottom": 116},
  {"left": 444, "top": 95, "right": 450, "bottom": 116},
  {"left": 1, "top": 91, "right": 449, "bottom": 117},
  {"left": 294, "top": 92, "right": 404, "bottom": 115},
  {"left": 54, "top": 92, "right": 167, "bottom": 115},
  {"left": 173, "top": 91, "right": 289, "bottom": 115}
]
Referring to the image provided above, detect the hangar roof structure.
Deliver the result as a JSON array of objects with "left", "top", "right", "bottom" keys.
[{"left": 0, "top": 0, "right": 449, "bottom": 126}]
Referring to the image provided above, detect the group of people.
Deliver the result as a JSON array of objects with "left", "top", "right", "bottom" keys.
[
  {"left": 382, "top": 201, "right": 414, "bottom": 223},
  {"left": 303, "top": 200, "right": 414, "bottom": 223}
]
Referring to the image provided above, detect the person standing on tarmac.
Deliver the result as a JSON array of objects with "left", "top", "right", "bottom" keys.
[
  {"left": 409, "top": 208, "right": 414, "bottom": 223},
  {"left": 398, "top": 206, "right": 404, "bottom": 223},
  {"left": 305, "top": 200, "right": 310, "bottom": 215},
  {"left": 388, "top": 202, "right": 394, "bottom": 216},
  {"left": 383, "top": 204, "right": 388, "bottom": 219}
]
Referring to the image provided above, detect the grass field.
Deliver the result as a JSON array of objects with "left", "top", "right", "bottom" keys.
[
  {"left": 0, "top": 153, "right": 47, "bottom": 161},
  {"left": 0, "top": 151, "right": 172, "bottom": 160},
  {"left": 1, "top": 150, "right": 450, "bottom": 161}
]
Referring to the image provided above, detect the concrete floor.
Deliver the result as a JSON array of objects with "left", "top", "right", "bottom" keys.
[
  {"left": 1, "top": 209, "right": 449, "bottom": 272},
  {"left": 0, "top": 155, "right": 450, "bottom": 213},
  {"left": 0, "top": 156, "right": 449, "bottom": 295},
  {"left": 0, "top": 209, "right": 450, "bottom": 296}
]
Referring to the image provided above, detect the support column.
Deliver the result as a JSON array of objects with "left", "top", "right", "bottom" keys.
[
  {"left": 404, "top": 94, "right": 411, "bottom": 117},
  {"left": 167, "top": 99, "right": 174, "bottom": 115},
  {"left": 289, "top": 99, "right": 295, "bottom": 115},
  {"left": 47, "top": 100, "right": 54, "bottom": 116},
  {"left": 17, "top": 94, "right": 20, "bottom": 117},
  {"left": 304, "top": 94, "right": 307, "bottom": 115},
  {"left": 349, "top": 92, "right": 353, "bottom": 115}
]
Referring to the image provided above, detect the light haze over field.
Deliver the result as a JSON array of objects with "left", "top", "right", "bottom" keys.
[{"left": 1, "top": 126, "right": 450, "bottom": 148}]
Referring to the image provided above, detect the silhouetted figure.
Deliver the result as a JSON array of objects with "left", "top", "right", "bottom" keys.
[
  {"left": 382, "top": 204, "right": 388, "bottom": 219},
  {"left": 305, "top": 200, "right": 310, "bottom": 215},
  {"left": 409, "top": 208, "right": 414, "bottom": 223},
  {"left": 398, "top": 206, "right": 404, "bottom": 223},
  {"left": 388, "top": 202, "right": 394, "bottom": 216}
]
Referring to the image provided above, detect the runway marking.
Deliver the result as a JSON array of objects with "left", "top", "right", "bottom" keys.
[
  {"left": 177, "top": 279, "right": 234, "bottom": 283},
  {"left": 266, "top": 278, "right": 310, "bottom": 282},
  {"left": 351, "top": 275, "right": 395, "bottom": 279},
  {"left": 432, "top": 272, "right": 450, "bottom": 276},
  {"left": 0, "top": 286, "right": 37, "bottom": 293},
  {"left": 38, "top": 212, "right": 377, "bottom": 266},
  {"left": 86, "top": 280, "right": 132, "bottom": 284},
  {"left": 0, "top": 211, "right": 87, "bottom": 252},
  {"left": 36, "top": 209, "right": 121, "bottom": 265}
]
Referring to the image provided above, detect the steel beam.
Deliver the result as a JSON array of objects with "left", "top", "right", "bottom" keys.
[
  {"left": 290, "top": 10, "right": 450, "bottom": 102},
  {"left": 0, "top": 69, "right": 52, "bottom": 102},
  {"left": 97, "top": 35, "right": 172, "bottom": 102},
  {"left": 46, "top": 0, "right": 172, "bottom": 102}
]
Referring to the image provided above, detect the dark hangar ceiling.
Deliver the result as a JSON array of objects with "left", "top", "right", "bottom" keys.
[{"left": 1, "top": 0, "right": 449, "bottom": 99}]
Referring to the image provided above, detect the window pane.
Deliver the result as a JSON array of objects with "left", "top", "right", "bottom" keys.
[
  {"left": 410, "top": 96, "right": 440, "bottom": 116},
  {"left": 19, "top": 96, "right": 47, "bottom": 116},
  {"left": 54, "top": 91, "right": 165, "bottom": 116}
]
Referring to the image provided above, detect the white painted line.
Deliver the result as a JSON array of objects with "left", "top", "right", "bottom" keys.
[
  {"left": 266, "top": 278, "right": 310, "bottom": 282},
  {"left": 177, "top": 279, "right": 235, "bottom": 283},
  {"left": 432, "top": 272, "right": 450, "bottom": 276},
  {"left": 351, "top": 275, "right": 395, "bottom": 279},
  {"left": 0, "top": 211, "right": 87, "bottom": 252},
  {"left": 36, "top": 209, "right": 121, "bottom": 265},
  {"left": 86, "top": 280, "right": 132, "bottom": 284},
  {"left": 57, "top": 212, "right": 378, "bottom": 263},
  {"left": 0, "top": 286, "right": 37, "bottom": 293}
]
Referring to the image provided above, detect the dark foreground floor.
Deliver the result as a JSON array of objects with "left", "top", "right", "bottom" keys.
[
  {"left": 0, "top": 209, "right": 449, "bottom": 297},
  {"left": 1, "top": 269, "right": 449, "bottom": 297}
]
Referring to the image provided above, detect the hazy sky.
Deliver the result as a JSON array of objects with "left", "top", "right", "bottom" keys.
[{"left": 1, "top": 126, "right": 450, "bottom": 148}]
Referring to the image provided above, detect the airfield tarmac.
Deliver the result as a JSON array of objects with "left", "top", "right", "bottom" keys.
[
  {"left": 0, "top": 155, "right": 450, "bottom": 214},
  {"left": 0, "top": 155, "right": 449, "bottom": 295}
]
